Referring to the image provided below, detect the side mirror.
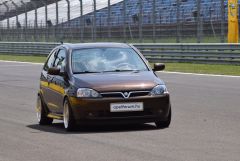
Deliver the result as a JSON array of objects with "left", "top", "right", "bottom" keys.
[
  {"left": 153, "top": 63, "right": 165, "bottom": 71},
  {"left": 48, "top": 67, "right": 60, "bottom": 75}
]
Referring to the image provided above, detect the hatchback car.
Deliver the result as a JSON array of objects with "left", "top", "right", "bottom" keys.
[{"left": 36, "top": 43, "right": 171, "bottom": 131}]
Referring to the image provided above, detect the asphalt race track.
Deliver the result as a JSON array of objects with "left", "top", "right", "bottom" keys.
[{"left": 0, "top": 61, "right": 239, "bottom": 161}]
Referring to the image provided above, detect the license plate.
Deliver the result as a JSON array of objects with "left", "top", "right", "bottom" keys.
[{"left": 110, "top": 102, "right": 143, "bottom": 112}]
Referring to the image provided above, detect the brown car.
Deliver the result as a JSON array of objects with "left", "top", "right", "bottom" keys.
[{"left": 36, "top": 43, "right": 171, "bottom": 131}]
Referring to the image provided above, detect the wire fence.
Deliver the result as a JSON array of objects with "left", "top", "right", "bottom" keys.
[{"left": 0, "top": 0, "right": 230, "bottom": 43}]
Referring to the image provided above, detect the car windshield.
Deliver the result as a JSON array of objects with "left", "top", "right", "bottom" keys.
[{"left": 71, "top": 48, "right": 148, "bottom": 74}]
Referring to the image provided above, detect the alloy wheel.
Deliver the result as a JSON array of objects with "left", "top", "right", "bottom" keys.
[
  {"left": 63, "top": 101, "right": 70, "bottom": 129},
  {"left": 36, "top": 96, "right": 42, "bottom": 123}
]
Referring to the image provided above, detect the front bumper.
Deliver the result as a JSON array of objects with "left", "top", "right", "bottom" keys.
[{"left": 69, "top": 95, "right": 171, "bottom": 125}]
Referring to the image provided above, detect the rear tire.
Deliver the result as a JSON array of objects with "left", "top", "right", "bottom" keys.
[
  {"left": 63, "top": 99, "right": 76, "bottom": 131},
  {"left": 36, "top": 95, "right": 53, "bottom": 125},
  {"left": 155, "top": 107, "right": 171, "bottom": 129}
]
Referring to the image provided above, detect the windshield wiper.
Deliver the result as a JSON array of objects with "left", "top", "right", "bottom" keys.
[
  {"left": 73, "top": 71, "right": 101, "bottom": 74},
  {"left": 74, "top": 69, "right": 145, "bottom": 74},
  {"left": 103, "top": 69, "right": 141, "bottom": 73}
]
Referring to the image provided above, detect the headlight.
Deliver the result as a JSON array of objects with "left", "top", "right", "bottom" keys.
[
  {"left": 150, "top": 85, "right": 168, "bottom": 96},
  {"left": 77, "top": 88, "right": 101, "bottom": 98}
]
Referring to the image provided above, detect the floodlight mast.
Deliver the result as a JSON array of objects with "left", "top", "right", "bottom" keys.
[
  {"left": 2, "top": 1, "right": 9, "bottom": 29},
  {"left": 79, "top": 0, "right": 83, "bottom": 42},
  {"left": 10, "top": 0, "right": 19, "bottom": 28},
  {"left": 93, "top": 0, "right": 96, "bottom": 41},
  {"left": 108, "top": 0, "right": 111, "bottom": 39},
  {"left": 40, "top": 0, "right": 48, "bottom": 27},
  {"left": 65, "top": 0, "right": 70, "bottom": 24},
  {"left": 30, "top": 0, "right": 38, "bottom": 28},
  {"left": 20, "top": 0, "right": 27, "bottom": 28},
  {"left": 55, "top": 0, "right": 58, "bottom": 25}
]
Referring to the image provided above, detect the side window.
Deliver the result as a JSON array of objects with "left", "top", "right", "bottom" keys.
[
  {"left": 43, "top": 49, "right": 57, "bottom": 71},
  {"left": 53, "top": 49, "right": 66, "bottom": 70}
]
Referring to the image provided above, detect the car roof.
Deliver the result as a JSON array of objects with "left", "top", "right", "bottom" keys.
[{"left": 62, "top": 42, "right": 131, "bottom": 50}]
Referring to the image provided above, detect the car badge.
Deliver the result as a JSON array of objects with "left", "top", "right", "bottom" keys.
[{"left": 123, "top": 92, "right": 129, "bottom": 97}]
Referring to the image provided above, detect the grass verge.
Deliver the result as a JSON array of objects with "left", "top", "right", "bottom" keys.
[
  {"left": 0, "top": 54, "right": 239, "bottom": 76},
  {"left": 164, "top": 63, "right": 240, "bottom": 76},
  {"left": 0, "top": 54, "right": 47, "bottom": 63}
]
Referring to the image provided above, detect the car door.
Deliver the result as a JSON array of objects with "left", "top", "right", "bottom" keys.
[
  {"left": 48, "top": 48, "right": 68, "bottom": 114},
  {"left": 40, "top": 48, "right": 58, "bottom": 113}
]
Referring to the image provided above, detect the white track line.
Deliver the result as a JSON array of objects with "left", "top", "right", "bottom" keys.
[
  {"left": 0, "top": 60, "right": 43, "bottom": 65},
  {"left": 159, "top": 71, "right": 240, "bottom": 78},
  {"left": 0, "top": 60, "right": 239, "bottom": 78}
]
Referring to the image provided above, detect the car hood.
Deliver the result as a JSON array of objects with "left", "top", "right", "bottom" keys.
[{"left": 73, "top": 71, "right": 164, "bottom": 92}]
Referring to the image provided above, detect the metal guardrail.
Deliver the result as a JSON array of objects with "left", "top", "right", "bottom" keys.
[
  {"left": 0, "top": 42, "right": 59, "bottom": 55},
  {"left": 0, "top": 42, "right": 240, "bottom": 65},
  {"left": 134, "top": 43, "right": 240, "bottom": 65}
]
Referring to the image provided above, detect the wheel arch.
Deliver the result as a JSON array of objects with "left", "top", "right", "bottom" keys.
[
  {"left": 37, "top": 92, "right": 50, "bottom": 114},
  {"left": 63, "top": 95, "right": 68, "bottom": 104}
]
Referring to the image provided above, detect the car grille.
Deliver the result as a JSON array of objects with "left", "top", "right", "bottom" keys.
[{"left": 101, "top": 91, "right": 150, "bottom": 98}]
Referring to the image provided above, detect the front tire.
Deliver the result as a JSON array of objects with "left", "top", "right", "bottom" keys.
[
  {"left": 63, "top": 99, "right": 76, "bottom": 131},
  {"left": 155, "top": 107, "right": 171, "bottom": 129},
  {"left": 36, "top": 95, "right": 53, "bottom": 125}
]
